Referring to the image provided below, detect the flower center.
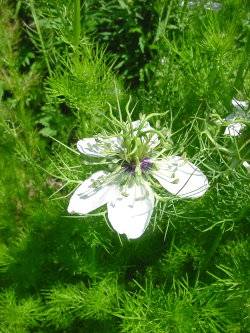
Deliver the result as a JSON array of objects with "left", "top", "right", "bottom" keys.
[{"left": 123, "top": 158, "right": 152, "bottom": 174}]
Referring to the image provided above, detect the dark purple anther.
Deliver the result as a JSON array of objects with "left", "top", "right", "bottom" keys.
[
  {"left": 123, "top": 158, "right": 152, "bottom": 174},
  {"left": 123, "top": 162, "right": 136, "bottom": 173},
  {"left": 140, "top": 158, "right": 152, "bottom": 172}
]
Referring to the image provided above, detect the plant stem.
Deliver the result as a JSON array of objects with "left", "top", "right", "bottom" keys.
[
  {"left": 29, "top": 0, "right": 52, "bottom": 76},
  {"left": 73, "top": 0, "right": 81, "bottom": 50},
  {"left": 200, "top": 227, "right": 224, "bottom": 272}
]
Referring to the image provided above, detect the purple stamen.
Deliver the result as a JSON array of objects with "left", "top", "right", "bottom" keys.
[
  {"left": 123, "top": 158, "right": 152, "bottom": 174},
  {"left": 140, "top": 158, "right": 152, "bottom": 171},
  {"left": 123, "top": 162, "right": 136, "bottom": 173}
]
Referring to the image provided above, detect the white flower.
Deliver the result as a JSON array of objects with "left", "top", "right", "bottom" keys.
[
  {"left": 68, "top": 121, "right": 209, "bottom": 239},
  {"left": 179, "top": 0, "right": 196, "bottom": 8},
  {"left": 243, "top": 161, "right": 250, "bottom": 173},
  {"left": 204, "top": 1, "right": 222, "bottom": 11},
  {"left": 179, "top": 0, "right": 222, "bottom": 11},
  {"left": 224, "top": 98, "right": 249, "bottom": 137}
]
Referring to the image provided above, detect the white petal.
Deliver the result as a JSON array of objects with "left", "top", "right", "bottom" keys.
[
  {"left": 243, "top": 161, "right": 250, "bottom": 172},
  {"left": 107, "top": 181, "right": 154, "bottom": 239},
  {"left": 224, "top": 123, "right": 246, "bottom": 137},
  {"left": 232, "top": 98, "right": 249, "bottom": 110},
  {"left": 179, "top": 1, "right": 197, "bottom": 8},
  {"left": 77, "top": 137, "right": 122, "bottom": 157},
  {"left": 132, "top": 120, "right": 160, "bottom": 148},
  {"left": 68, "top": 171, "right": 113, "bottom": 214},
  {"left": 152, "top": 156, "right": 209, "bottom": 199},
  {"left": 204, "top": 2, "right": 222, "bottom": 11}
]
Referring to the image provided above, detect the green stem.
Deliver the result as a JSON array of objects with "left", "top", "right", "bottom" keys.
[
  {"left": 233, "top": 60, "right": 249, "bottom": 94},
  {"left": 154, "top": 0, "right": 174, "bottom": 42},
  {"left": 29, "top": 0, "right": 52, "bottom": 76},
  {"left": 200, "top": 227, "right": 224, "bottom": 272},
  {"left": 195, "top": 227, "right": 224, "bottom": 285},
  {"left": 91, "top": 246, "right": 97, "bottom": 277},
  {"left": 73, "top": 0, "right": 81, "bottom": 49}
]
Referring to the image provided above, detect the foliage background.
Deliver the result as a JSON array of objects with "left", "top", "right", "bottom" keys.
[{"left": 0, "top": 0, "right": 249, "bottom": 332}]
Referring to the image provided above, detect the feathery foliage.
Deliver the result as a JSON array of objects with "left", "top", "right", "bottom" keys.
[{"left": 0, "top": 0, "right": 249, "bottom": 332}]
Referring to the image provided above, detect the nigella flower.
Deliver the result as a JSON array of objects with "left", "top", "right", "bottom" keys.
[
  {"left": 179, "top": 0, "right": 222, "bottom": 11},
  {"left": 204, "top": 1, "right": 222, "bottom": 11},
  {"left": 224, "top": 98, "right": 249, "bottom": 137},
  {"left": 68, "top": 120, "right": 209, "bottom": 239}
]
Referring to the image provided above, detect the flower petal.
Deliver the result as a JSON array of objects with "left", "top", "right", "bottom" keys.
[
  {"left": 77, "top": 137, "right": 122, "bottom": 157},
  {"left": 224, "top": 123, "right": 246, "bottom": 137},
  {"left": 68, "top": 171, "right": 113, "bottom": 214},
  {"left": 152, "top": 156, "right": 209, "bottom": 198},
  {"left": 107, "top": 181, "right": 154, "bottom": 239},
  {"left": 223, "top": 107, "right": 248, "bottom": 137},
  {"left": 204, "top": 2, "right": 222, "bottom": 11},
  {"left": 232, "top": 98, "right": 249, "bottom": 110},
  {"left": 132, "top": 120, "right": 160, "bottom": 148},
  {"left": 243, "top": 161, "right": 250, "bottom": 172},
  {"left": 179, "top": 1, "right": 195, "bottom": 8},
  {"left": 179, "top": 1, "right": 222, "bottom": 10}
]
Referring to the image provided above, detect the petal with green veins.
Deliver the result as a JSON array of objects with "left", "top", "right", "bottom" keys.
[
  {"left": 152, "top": 156, "right": 209, "bottom": 199},
  {"left": 107, "top": 181, "right": 154, "bottom": 239},
  {"left": 224, "top": 123, "right": 246, "bottom": 137},
  {"left": 232, "top": 98, "right": 248, "bottom": 110},
  {"left": 68, "top": 171, "right": 114, "bottom": 214},
  {"left": 77, "top": 137, "right": 122, "bottom": 157}
]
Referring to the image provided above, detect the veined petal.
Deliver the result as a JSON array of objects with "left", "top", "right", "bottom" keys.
[
  {"left": 77, "top": 137, "right": 122, "bottom": 157},
  {"left": 224, "top": 123, "right": 246, "bottom": 137},
  {"left": 132, "top": 120, "right": 160, "bottom": 148},
  {"left": 152, "top": 156, "right": 209, "bottom": 199},
  {"left": 232, "top": 98, "right": 249, "bottom": 110},
  {"left": 68, "top": 171, "right": 113, "bottom": 214},
  {"left": 107, "top": 181, "right": 154, "bottom": 239}
]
